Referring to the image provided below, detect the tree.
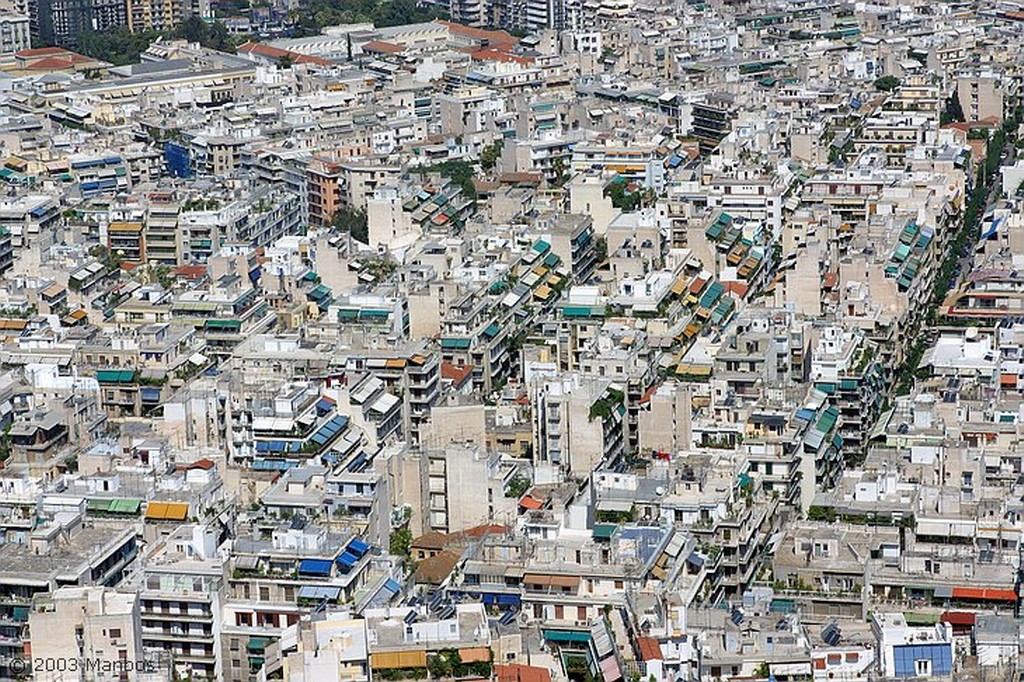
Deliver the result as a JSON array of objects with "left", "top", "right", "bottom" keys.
[
  {"left": 505, "top": 474, "right": 531, "bottom": 498},
  {"left": 278, "top": 54, "right": 294, "bottom": 69},
  {"left": 941, "top": 90, "right": 965, "bottom": 125},
  {"left": 415, "top": 160, "right": 477, "bottom": 201},
  {"left": 389, "top": 526, "right": 411, "bottom": 559},
  {"left": 873, "top": 75, "right": 901, "bottom": 92},
  {"left": 332, "top": 206, "right": 368, "bottom": 243},
  {"left": 551, "top": 157, "right": 568, "bottom": 186},
  {"left": 480, "top": 139, "right": 504, "bottom": 171}
]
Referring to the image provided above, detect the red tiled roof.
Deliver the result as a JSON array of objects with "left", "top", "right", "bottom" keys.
[
  {"left": 236, "top": 42, "right": 335, "bottom": 67},
  {"left": 176, "top": 458, "right": 216, "bottom": 471},
  {"left": 468, "top": 48, "right": 533, "bottom": 65},
  {"left": 636, "top": 637, "right": 663, "bottom": 661},
  {"left": 173, "top": 264, "right": 207, "bottom": 280},
  {"left": 459, "top": 523, "right": 508, "bottom": 538},
  {"left": 24, "top": 57, "right": 75, "bottom": 70},
  {"left": 15, "top": 47, "right": 66, "bottom": 57},
  {"left": 362, "top": 40, "right": 404, "bottom": 54},
  {"left": 436, "top": 20, "right": 518, "bottom": 49},
  {"left": 498, "top": 172, "right": 543, "bottom": 185},
  {"left": 413, "top": 549, "right": 460, "bottom": 584},
  {"left": 441, "top": 361, "right": 474, "bottom": 387},
  {"left": 411, "top": 531, "right": 449, "bottom": 551},
  {"left": 495, "top": 666, "right": 551, "bottom": 682}
]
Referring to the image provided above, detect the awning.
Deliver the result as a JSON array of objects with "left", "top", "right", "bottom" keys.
[
  {"left": 347, "top": 538, "right": 369, "bottom": 556},
  {"left": 934, "top": 585, "right": 953, "bottom": 598},
  {"left": 336, "top": 551, "right": 358, "bottom": 570},
  {"left": 297, "top": 585, "right": 340, "bottom": 601},
  {"left": 941, "top": 611, "right": 976, "bottom": 626},
  {"left": 298, "top": 558, "right": 333, "bottom": 576},
  {"left": 145, "top": 501, "right": 189, "bottom": 521},
  {"left": 593, "top": 524, "right": 617, "bottom": 540},
  {"left": 951, "top": 587, "right": 1017, "bottom": 602}
]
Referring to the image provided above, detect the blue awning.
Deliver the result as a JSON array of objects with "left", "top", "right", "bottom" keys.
[
  {"left": 297, "top": 585, "right": 340, "bottom": 601},
  {"left": 298, "top": 559, "right": 333, "bottom": 576},
  {"left": 347, "top": 452, "right": 368, "bottom": 472},
  {"left": 251, "top": 459, "right": 295, "bottom": 471},
  {"left": 383, "top": 578, "right": 401, "bottom": 594},
  {"left": 336, "top": 551, "right": 358, "bottom": 570},
  {"left": 347, "top": 539, "right": 369, "bottom": 557},
  {"left": 497, "top": 593, "right": 520, "bottom": 606}
]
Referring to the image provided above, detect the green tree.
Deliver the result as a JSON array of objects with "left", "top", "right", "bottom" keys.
[
  {"left": 332, "top": 206, "right": 368, "bottom": 243},
  {"left": 505, "top": 474, "right": 531, "bottom": 498},
  {"left": 389, "top": 526, "right": 411, "bottom": 559},
  {"left": 0, "top": 426, "right": 10, "bottom": 463},
  {"left": 873, "top": 75, "right": 901, "bottom": 92},
  {"left": 941, "top": 90, "right": 965, "bottom": 125},
  {"left": 415, "top": 160, "right": 477, "bottom": 201},
  {"left": 480, "top": 139, "right": 504, "bottom": 171}
]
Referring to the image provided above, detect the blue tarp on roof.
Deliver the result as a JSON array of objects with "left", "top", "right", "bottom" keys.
[{"left": 298, "top": 559, "right": 333, "bottom": 576}]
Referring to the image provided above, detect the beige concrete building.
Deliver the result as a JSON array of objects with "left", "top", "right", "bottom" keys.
[
  {"left": 29, "top": 587, "right": 156, "bottom": 682},
  {"left": 957, "top": 71, "right": 1004, "bottom": 123}
]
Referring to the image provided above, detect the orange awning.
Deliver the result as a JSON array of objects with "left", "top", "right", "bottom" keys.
[
  {"left": 519, "top": 495, "right": 543, "bottom": 510},
  {"left": 951, "top": 587, "right": 1017, "bottom": 601},
  {"left": 547, "top": 575, "right": 580, "bottom": 588}
]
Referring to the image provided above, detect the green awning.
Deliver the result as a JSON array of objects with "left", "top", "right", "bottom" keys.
[
  {"left": 247, "top": 637, "right": 270, "bottom": 652},
  {"left": 110, "top": 498, "right": 142, "bottom": 514},
  {"left": 816, "top": 407, "right": 839, "bottom": 433},
  {"left": 482, "top": 323, "right": 500, "bottom": 339},
  {"left": 205, "top": 319, "right": 241, "bottom": 330},
  {"left": 441, "top": 337, "right": 471, "bottom": 350},
  {"left": 543, "top": 630, "right": 591, "bottom": 643},
  {"left": 87, "top": 499, "right": 112, "bottom": 512},
  {"left": 532, "top": 240, "right": 551, "bottom": 253},
  {"left": 96, "top": 369, "right": 135, "bottom": 383},
  {"left": 543, "top": 253, "right": 560, "bottom": 268},
  {"left": 592, "top": 524, "right": 617, "bottom": 540}
]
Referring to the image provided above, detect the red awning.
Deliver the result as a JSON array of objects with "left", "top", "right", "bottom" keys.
[
  {"left": 519, "top": 495, "right": 543, "bottom": 510},
  {"left": 951, "top": 587, "right": 1018, "bottom": 602},
  {"left": 940, "top": 611, "right": 976, "bottom": 626}
]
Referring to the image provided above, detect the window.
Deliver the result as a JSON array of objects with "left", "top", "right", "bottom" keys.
[{"left": 109, "top": 628, "right": 121, "bottom": 639}]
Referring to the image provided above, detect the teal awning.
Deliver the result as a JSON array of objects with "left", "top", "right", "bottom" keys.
[
  {"left": 97, "top": 369, "right": 135, "bottom": 383},
  {"left": 441, "top": 337, "right": 471, "bottom": 350}
]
